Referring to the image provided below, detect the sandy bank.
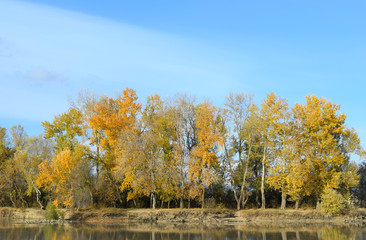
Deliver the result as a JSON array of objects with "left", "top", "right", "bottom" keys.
[{"left": 1, "top": 208, "right": 366, "bottom": 226}]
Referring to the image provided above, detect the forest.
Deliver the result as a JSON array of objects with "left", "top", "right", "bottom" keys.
[{"left": 0, "top": 88, "right": 365, "bottom": 211}]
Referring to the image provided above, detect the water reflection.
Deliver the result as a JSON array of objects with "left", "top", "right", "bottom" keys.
[{"left": 0, "top": 223, "right": 365, "bottom": 240}]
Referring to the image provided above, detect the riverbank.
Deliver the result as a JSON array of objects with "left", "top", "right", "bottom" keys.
[{"left": 1, "top": 208, "right": 366, "bottom": 226}]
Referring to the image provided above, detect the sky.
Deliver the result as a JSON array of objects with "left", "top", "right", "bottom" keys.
[{"left": 1, "top": 0, "right": 366, "bottom": 158}]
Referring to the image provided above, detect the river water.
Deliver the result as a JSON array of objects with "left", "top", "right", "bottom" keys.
[{"left": 0, "top": 222, "right": 365, "bottom": 240}]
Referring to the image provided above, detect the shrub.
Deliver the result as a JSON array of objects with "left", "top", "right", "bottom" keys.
[
  {"left": 58, "top": 210, "right": 65, "bottom": 220},
  {"left": 44, "top": 202, "right": 59, "bottom": 220},
  {"left": 321, "top": 188, "right": 347, "bottom": 215}
]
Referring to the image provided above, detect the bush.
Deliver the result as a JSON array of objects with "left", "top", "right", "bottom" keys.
[
  {"left": 58, "top": 210, "right": 65, "bottom": 220},
  {"left": 44, "top": 202, "right": 59, "bottom": 220},
  {"left": 321, "top": 188, "right": 347, "bottom": 215}
]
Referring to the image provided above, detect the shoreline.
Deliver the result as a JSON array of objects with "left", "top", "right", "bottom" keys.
[{"left": 1, "top": 208, "right": 366, "bottom": 226}]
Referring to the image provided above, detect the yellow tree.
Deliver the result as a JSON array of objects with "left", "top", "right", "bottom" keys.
[
  {"left": 151, "top": 97, "right": 181, "bottom": 208},
  {"left": 293, "top": 95, "right": 357, "bottom": 209},
  {"left": 266, "top": 108, "right": 312, "bottom": 209},
  {"left": 71, "top": 89, "right": 103, "bottom": 179},
  {"left": 0, "top": 127, "right": 53, "bottom": 208},
  {"left": 88, "top": 88, "right": 141, "bottom": 206},
  {"left": 89, "top": 88, "right": 141, "bottom": 151},
  {"left": 12, "top": 134, "right": 54, "bottom": 209},
  {"left": 258, "top": 93, "right": 288, "bottom": 209},
  {"left": 115, "top": 94, "right": 170, "bottom": 209},
  {"left": 36, "top": 145, "right": 92, "bottom": 208},
  {"left": 190, "top": 102, "right": 224, "bottom": 208},
  {"left": 42, "top": 108, "right": 83, "bottom": 152}
]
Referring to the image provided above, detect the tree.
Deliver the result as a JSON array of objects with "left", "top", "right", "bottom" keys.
[
  {"left": 71, "top": 89, "right": 102, "bottom": 179},
  {"left": 356, "top": 162, "right": 366, "bottom": 207},
  {"left": 224, "top": 92, "right": 259, "bottom": 209},
  {"left": 293, "top": 95, "right": 356, "bottom": 209},
  {"left": 36, "top": 145, "right": 92, "bottom": 208},
  {"left": 115, "top": 94, "right": 165, "bottom": 209},
  {"left": 258, "top": 93, "right": 288, "bottom": 209},
  {"left": 42, "top": 108, "right": 83, "bottom": 152},
  {"left": 171, "top": 94, "right": 197, "bottom": 208},
  {"left": 13, "top": 134, "right": 54, "bottom": 209},
  {"left": 10, "top": 125, "right": 27, "bottom": 149},
  {"left": 0, "top": 127, "right": 13, "bottom": 162},
  {"left": 0, "top": 127, "right": 23, "bottom": 207},
  {"left": 190, "top": 102, "right": 224, "bottom": 208},
  {"left": 89, "top": 88, "right": 141, "bottom": 206}
]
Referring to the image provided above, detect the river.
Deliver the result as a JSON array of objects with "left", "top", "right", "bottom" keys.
[{"left": 0, "top": 221, "right": 365, "bottom": 239}]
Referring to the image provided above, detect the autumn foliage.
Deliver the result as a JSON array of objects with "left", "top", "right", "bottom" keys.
[{"left": 0, "top": 89, "right": 363, "bottom": 211}]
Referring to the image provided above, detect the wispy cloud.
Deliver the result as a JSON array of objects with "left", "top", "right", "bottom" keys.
[
  {"left": 0, "top": 0, "right": 248, "bottom": 124},
  {"left": 14, "top": 69, "right": 66, "bottom": 86}
]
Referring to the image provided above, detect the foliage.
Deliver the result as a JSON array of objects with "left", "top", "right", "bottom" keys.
[
  {"left": 42, "top": 108, "right": 83, "bottom": 152},
  {"left": 190, "top": 102, "right": 224, "bottom": 207},
  {"left": 0, "top": 89, "right": 363, "bottom": 210},
  {"left": 258, "top": 92, "right": 288, "bottom": 209},
  {"left": 36, "top": 145, "right": 92, "bottom": 208},
  {"left": 321, "top": 188, "right": 347, "bottom": 215},
  {"left": 224, "top": 92, "right": 258, "bottom": 209},
  {"left": 44, "top": 202, "right": 59, "bottom": 220}
]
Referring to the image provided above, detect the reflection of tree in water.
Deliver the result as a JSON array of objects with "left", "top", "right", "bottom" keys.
[
  {"left": 0, "top": 224, "right": 364, "bottom": 240},
  {"left": 318, "top": 227, "right": 356, "bottom": 240}
]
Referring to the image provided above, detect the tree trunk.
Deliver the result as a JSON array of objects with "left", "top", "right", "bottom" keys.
[
  {"left": 180, "top": 196, "right": 184, "bottom": 209},
  {"left": 296, "top": 231, "right": 300, "bottom": 240},
  {"left": 168, "top": 201, "right": 170, "bottom": 209},
  {"left": 255, "top": 191, "right": 260, "bottom": 208},
  {"left": 236, "top": 197, "right": 241, "bottom": 210},
  {"left": 96, "top": 145, "right": 100, "bottom": 180},
  {"left": 316, "top": 198, "right": 321, "bottom": 210},
  {"left": 202, "top": 186, "right": 205, "bottom": 209},
  {"left": 231, "top": 178, "right": 241, "bottom": 210},
  {"left": 89, "top": 189, "right": 93, "bottom": 207},
  {"left": 226, "top": 142, "right": 242, "bottom": 211},
  {"left": 262, "top": 231, "right": 267, "bottom": 240},
  {"left": 281, "top": 192, "right": 287, "bottom": 209},
  {"left": 261, "top": 148, "right": 266, "bottom": 209},
  {"left": 295, "top": 199, "right": 300, "bottom": 210},
  {"left": 240, "top": 136, "right": 252, "bottom": 210},
  {"left": 10, "top": 193, "right": 16, "bottom": 208},
  {"left": 281, "top": 231, "right": 287, "bottom": 240},
  {"left": 152, "top": 192, "right": 157, "bottom": 209},
  {"left": 132, "top": 199, "right": 136, "bottom": 207},
  {"left": 31, "top": 179, "right": 44, "bottom": 209},
  {"left": 180, "top": 157, "right": 184, "bottom": 209},
  {"left": 160, "top": 197, "right": 164, "bottom": 209},
  {"left": 242, "top": 195, "right": 249, "bottom": 209}
]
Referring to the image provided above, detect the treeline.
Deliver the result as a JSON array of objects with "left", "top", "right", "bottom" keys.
[{"left": 0, "top": 89, "right": 364, "bottom": 210}]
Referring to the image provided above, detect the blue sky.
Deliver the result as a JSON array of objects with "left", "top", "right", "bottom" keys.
[{"left": 1, "top": 0, "right": 366, "bottom": 158}]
